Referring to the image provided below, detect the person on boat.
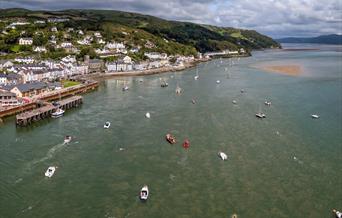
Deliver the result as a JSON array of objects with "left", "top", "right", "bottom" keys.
[{"left": 333, "top": 209, "right": 342, "bottom": 218}]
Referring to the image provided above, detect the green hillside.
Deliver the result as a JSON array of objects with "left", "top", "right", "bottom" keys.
[{"left": 0, "top": 8, "right": 281, "bottom": 57}]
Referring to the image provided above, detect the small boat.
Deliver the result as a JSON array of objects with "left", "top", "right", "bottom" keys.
[
  {"left": 311, "top": 114, "right": 319, "bottom": 119},
  {"left": 166, "top": 134, "right": 176, "bottom": 144},
  {"left": 264, "top": 101, "right": 271, "bottom": 106},
  {"left": 216, "top": 80, "right": 221, "bottom": 84},
  {"left": 161, "top": 81, "right": 168, "bottom": 87},
  {"left": 175, "top": 85, "right": 182, "bottom": 95},
  {"left": 139, "top": 79, "right": 144, "bottom": 83},
  {"left": 45, "top": 166, "right": 56, "bottom": 178},
  {"left": 333, "top": 209, "right": 342, "bottom": 218},
  {"left": 256, "top": 113, "right": 266, "bottom": 118},
  {"left": 194, "top": 68, "right": 199, "bottom": 80},
  {"left": 191, "top": 99, "right": 196, "bottom": 104},
  {"left": 182, "top": 139, "right": 190, "bottom": 149},
  {"left": 122, "top": 86, "right": 129, "bottom": 91},
  {"left": 232, "top": 100, "right": 237, "bottom": 104},
  {"left": 139, "top": 185, "right": 149, "bottom": 201},
  {"left": 51, "top": 108, "right": 65, "bottom": 118},
  {"left": 240, "top": 89, "right": 245, "bottom": 93},
  {"left": 104, "top": 121, "right": 111, "bottom": 129},
  {"left": 218, "top": 151, "right": 228, "bottom": 160},
  {"left": 64, "top": 135, "right": 72, "bottom": 144},
  {"left": 145, "top": 112, "right": 151, "bottom": 119}
]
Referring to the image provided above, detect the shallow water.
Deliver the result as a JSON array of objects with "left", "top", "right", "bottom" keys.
[{"left": 0, "top": 44, "right": 341, "bottom": 218}]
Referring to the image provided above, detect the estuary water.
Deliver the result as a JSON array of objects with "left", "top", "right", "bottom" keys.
[{"left": 0, "top": 44, "right": 341, "bottom": 218}]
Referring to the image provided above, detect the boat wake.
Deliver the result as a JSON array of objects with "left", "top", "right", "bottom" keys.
[{"left": 30, "top": 142, "right": 68, "bottom": 166}]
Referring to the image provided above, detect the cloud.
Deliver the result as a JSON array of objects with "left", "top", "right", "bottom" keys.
[{"left": 1, "top": 0, "right": 341, "bottom": 38}]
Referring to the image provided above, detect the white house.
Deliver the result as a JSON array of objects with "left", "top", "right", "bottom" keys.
[
  {"left": 144, "top": 52, "right": 168, "bottom": 60},
  {"left": 94, "top": 32, "right": 102, "bottom": 38},
  {"left": 0, "top": 60, "right": 14, "bottom": 70},
  {"left": 51, "top": 27, "right": 58, "bottom": 32},
  {"left": 0, "top": 74, "right": 8, "bottom": 85},
  {"left": 106, "top": 42, "right": 125, "bottom": 50},
  {"left": 33, "top": 46, "right": 47, "bottom": 53},
  {"left": 77, "top": 30, "right": 84, "bottom": 35},
  {"left": 14, "top": 57, "right": 35, "bottom": 64},
  {"left": 123, "top": 56, "right": 132, "bottom": 64},
  {"left": 19, "top": 38, "right": 33, "bottom": 45},
  {"left": 106, "top": 62, "right": 117, "bottom": 72},
  {"left": 60, "top": 42, "right": 73, "bottom": 48}
]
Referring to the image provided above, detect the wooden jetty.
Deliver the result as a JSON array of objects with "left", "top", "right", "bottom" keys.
[
  {"left": 0, "top": 80, "right": 98, "bottom": 120},
  {"left": 16, "top": 96, "right": 83, "bottom": 127}
]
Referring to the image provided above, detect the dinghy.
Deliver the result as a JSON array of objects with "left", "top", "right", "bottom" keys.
[
  {"left": 45, "top": 166, "right": 56, "bottom": 178},
  {"left": 104, "top": 121, "right": 111, "bottom": 129},
  {"left": 182, "top": 139, "right": 190, "bottom": 149},
  {"left": 311, "top": 114, "right": 319, "bottom": 119},
  {"left": 218, "top": 151, "right": 228, "bottom": 160},
  {"left": 166, "top": 134, "right": 176, "bottom": 144},
  {"left": 64, "top": 135, "right": 72, "bottom": 144},
  {"left": 139, "top": 185, "right": 149, "bottom": 201}
]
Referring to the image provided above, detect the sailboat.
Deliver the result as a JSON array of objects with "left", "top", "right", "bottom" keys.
[
  {"left": 175, "top": 83, "right": 182, "bottom": 95},
  {"left": 194, "top": 67, "right": 199, "bottom": 80}
]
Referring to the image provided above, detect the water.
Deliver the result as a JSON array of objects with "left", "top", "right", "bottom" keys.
[{"left": 1, "top": 44, "right": 341, "bottom": 218}]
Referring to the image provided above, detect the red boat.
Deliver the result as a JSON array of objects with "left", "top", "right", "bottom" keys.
[
  {"left": 166, "top": 134, "right": 176, "bottom": 144},
  {"left": 182, "top": 139, "right": 190, "bottom": 149}
]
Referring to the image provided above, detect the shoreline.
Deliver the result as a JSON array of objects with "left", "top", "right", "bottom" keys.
[
  {"left": 80, "top": 59, "right": 208, "bottom": 81},
  {"left": 80, "top": 54, "right": 251, "bottom": 81}
]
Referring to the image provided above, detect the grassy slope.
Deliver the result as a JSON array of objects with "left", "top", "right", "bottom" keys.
[{"left": 0, "top": 8, "right": 281, "bottom": 53}]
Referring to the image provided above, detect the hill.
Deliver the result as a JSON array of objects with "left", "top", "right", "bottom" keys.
[
  {"left": 0, "top": 8, "right": 280, "bottom": 55},
  {"left": 276, "top": 34, "right": 342, "bottom": 45}
]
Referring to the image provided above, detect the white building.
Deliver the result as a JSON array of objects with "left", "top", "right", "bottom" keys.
[
  {"left": 51, "top": 27, "right": 58, "bottom": 32},
  {"left": 33, "top": 46, "right": 47, "bottom": 53},
  {"left": 144, "top": 52, "right": 168, "bottom": 60},
  {"left": 19, "top": 38, "right": 33, "bottom": 45},
  {"left": 106, "top": 42, "right": 125, "bottom": 50},
  {"left": 60, "top": 42, "right": 73, "bottom": 48},
  {"left": 94, "top": 32, "right": 102, "bottom": 38}
]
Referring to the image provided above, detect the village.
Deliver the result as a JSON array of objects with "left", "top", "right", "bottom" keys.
[{"left": 0, "top": 17, "right": 247, "bottom": 110}]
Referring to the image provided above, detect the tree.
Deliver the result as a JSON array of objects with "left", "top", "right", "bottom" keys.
[{"left": 33, "top": 34, "right": 47, "bottom": 46}]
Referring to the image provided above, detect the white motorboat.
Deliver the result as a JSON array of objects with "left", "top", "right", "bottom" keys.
[
  {"left": 311, "top": 114, "right": 320, "bottom": 119},
  {"left": 64, "top": 135, "right": 72, "bottom": 144},
  {"left": 122, "top": 86, "right": 129, "bottom": 91},
  {"left": 145, "top": 112, "right": 151, "bottom": 119},
  {"left": 51, "top": 108, "right": 65, "bottom": 118},
  {"left": 232, "top": 100, "right": 237, "bottom": 104},
  {"left": 139, "top": 185, "right": 149, "bottom": 201},
  {"left": 264, "top": 101, "right": 272, "bottom": 106},
  {"left": 256, "top": 112, "right": 266, "bottom": 118},
  {"left": 216, "top": 80, "right": 221, "bottom": 84},
  {"left": 218, "top": 152, "right": 228, "bottom": 160},
  {"left": 45, "top": 166, "right": 56, "bottom": 178},
  {"left": 104, "top": 121, "right": 111, "bottom": 129}
]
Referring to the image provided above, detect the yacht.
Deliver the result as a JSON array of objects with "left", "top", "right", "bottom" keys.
[
  {"left": 218, "top": 151, "right": 228, "bottom": 160},
  {"left": 45, "top": 166, "right": 56, "bottom": 178},
  {"left": 311, "top": 114, "right": 320, "bottom": 119},
  {"left": 51, "top": 108, "right": 65, "bottom": 118},
  {"left": 104, "top": 121, "right": 111, "bottom": 129},
  {"left": 139, "top": 185, "right": 149, "bottom": 201}
]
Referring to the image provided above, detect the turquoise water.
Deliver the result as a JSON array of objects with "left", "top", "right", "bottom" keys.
[{"left": 0, "top": 44, "right": 341, "bottom": 218}]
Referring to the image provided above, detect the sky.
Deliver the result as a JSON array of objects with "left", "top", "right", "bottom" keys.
[{"left": 1, "top": 0, "right": 341, "bottom": 38}]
